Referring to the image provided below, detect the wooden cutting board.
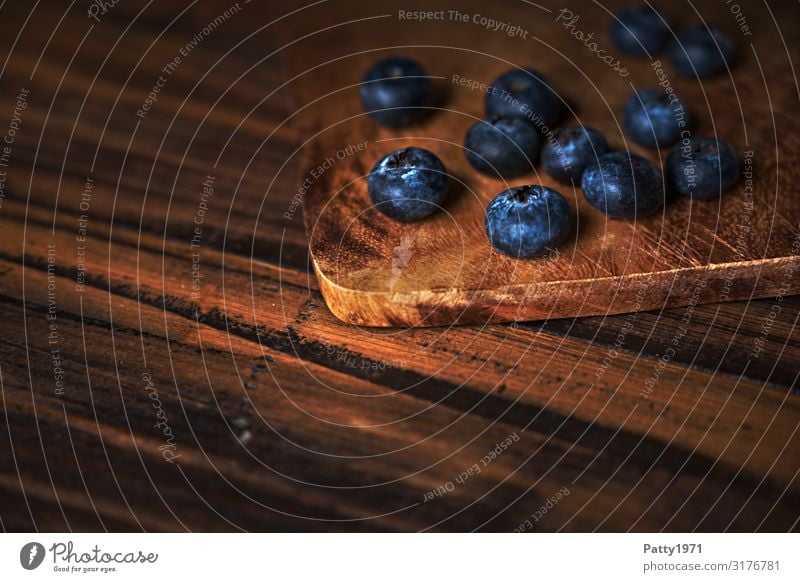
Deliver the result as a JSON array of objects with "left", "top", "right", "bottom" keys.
[{"left": 283, "top": 0, "right": 800, "bottom": 327}]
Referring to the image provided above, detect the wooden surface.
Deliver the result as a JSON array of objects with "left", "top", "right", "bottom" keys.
[
  {"left": 297, "top": 0, "right": 800, "bottom": 327},
  {"left": 0, "top": 0, "right": 798, "bottom": 532}
]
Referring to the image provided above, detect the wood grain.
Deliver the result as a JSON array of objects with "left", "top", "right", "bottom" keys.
[
  {"left": 0, "top": 0, "right": 797, "bottom": 533},
  {"left": 290, "top": 0, "right": 800, "bottom": 326}
]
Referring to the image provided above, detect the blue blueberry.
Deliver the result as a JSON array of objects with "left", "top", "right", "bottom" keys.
[
  {"left": 542, "top": 126, "right": 609, "bottom": 185},
  {"left": 666, "top": 137, "right": 740, "bottom": 200},
  {"left": 360, "top": 57, "right": 431, "bottom": 127},
  {"left": 464, "top": 116, "right": 540, "bottom": 178},
  {"left": 610, "top": 6, "right": 670, "bottom": 58},
  {"left": 581, "top": 151, "right": 664, "bottom": 218},
  {"left": 623, "top": 88, "right": 691, "bottom": 149},
  {"left": 485, "top": 68, "right": 561, "bottom": 126},
  {"left": 367, "top": 147, "right": 448, "bottom": 222},
  {"left": 669, "top": 25, "right": 736, "bottom": 79},
  {"left": 485, "top": 185, "right": 571, "bottom": 258}
]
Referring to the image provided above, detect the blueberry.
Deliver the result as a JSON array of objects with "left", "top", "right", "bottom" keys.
[
  {"left": 542, "top": 126, "right": 609, "bottom": 185},
  {"left": 485, "top": 185, "right": 571, "bottom": 258},
  {"left": 367, "top": 147, "right": 448, "bottom": 222},
  {"left": 666, "top": 136, "right": 740, "bottom": 200},
  {"left": 669, "top": 25, "right": 736, "bottom": 79},
  {"left": 581, "top": 151, "right": 664, "bottom": 218},
  {"left": 360, "top": 57, "right": 431, "bottom": 127},
  {"left": 623, "top": 88, "right": 691, "bottom": 149},
  {"left": 485, "top": 68, "right": 561, "bottom": 126},
  {"left": 464, "top": 116, "right": 540, "bottom": 178},
  {"left": 610, "top": 6, "right": 670, "bottom": 58}
]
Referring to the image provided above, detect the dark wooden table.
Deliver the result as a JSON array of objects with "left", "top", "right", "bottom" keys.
[{"left": 0, "top": 0, "right": 798, "bottom": 531}]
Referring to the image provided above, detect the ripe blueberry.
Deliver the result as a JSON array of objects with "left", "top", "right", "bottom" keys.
[
  {"left": 485, "top": 68, "right": 561, "bottom": 126},
  {"left": 541, "top": 126, "right": 609, "bottom": 185},
  {"left": 367, "top": 147, "right": 448, "bottom": 222},
  {"left": 666, "top": 137, "right": 740, "bottom": 200},
  {"left": 623, "top": 88, "right": 691, "bottom": 149},
  {"left": 610, "top": 6, "right": 670, "bottom": 58},
  {"left": 485, "top": 185, "right": 571, "bottom": 258},
  {"left": 360, "top": 57, "right": 431, "bottom": 127},
  {"left": 464, "top": 116, "right": 540, "bottom": 178},
  {"left": 581, "top": 151, "right": 664, "bottom": 218},
  {"left": 669, "top": 25, "right": 736, "bottom": 79}
]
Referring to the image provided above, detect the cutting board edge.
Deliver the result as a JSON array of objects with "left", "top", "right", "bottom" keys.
[{"left": 310, "top": 254, "right": 800, "bottom": 327}]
